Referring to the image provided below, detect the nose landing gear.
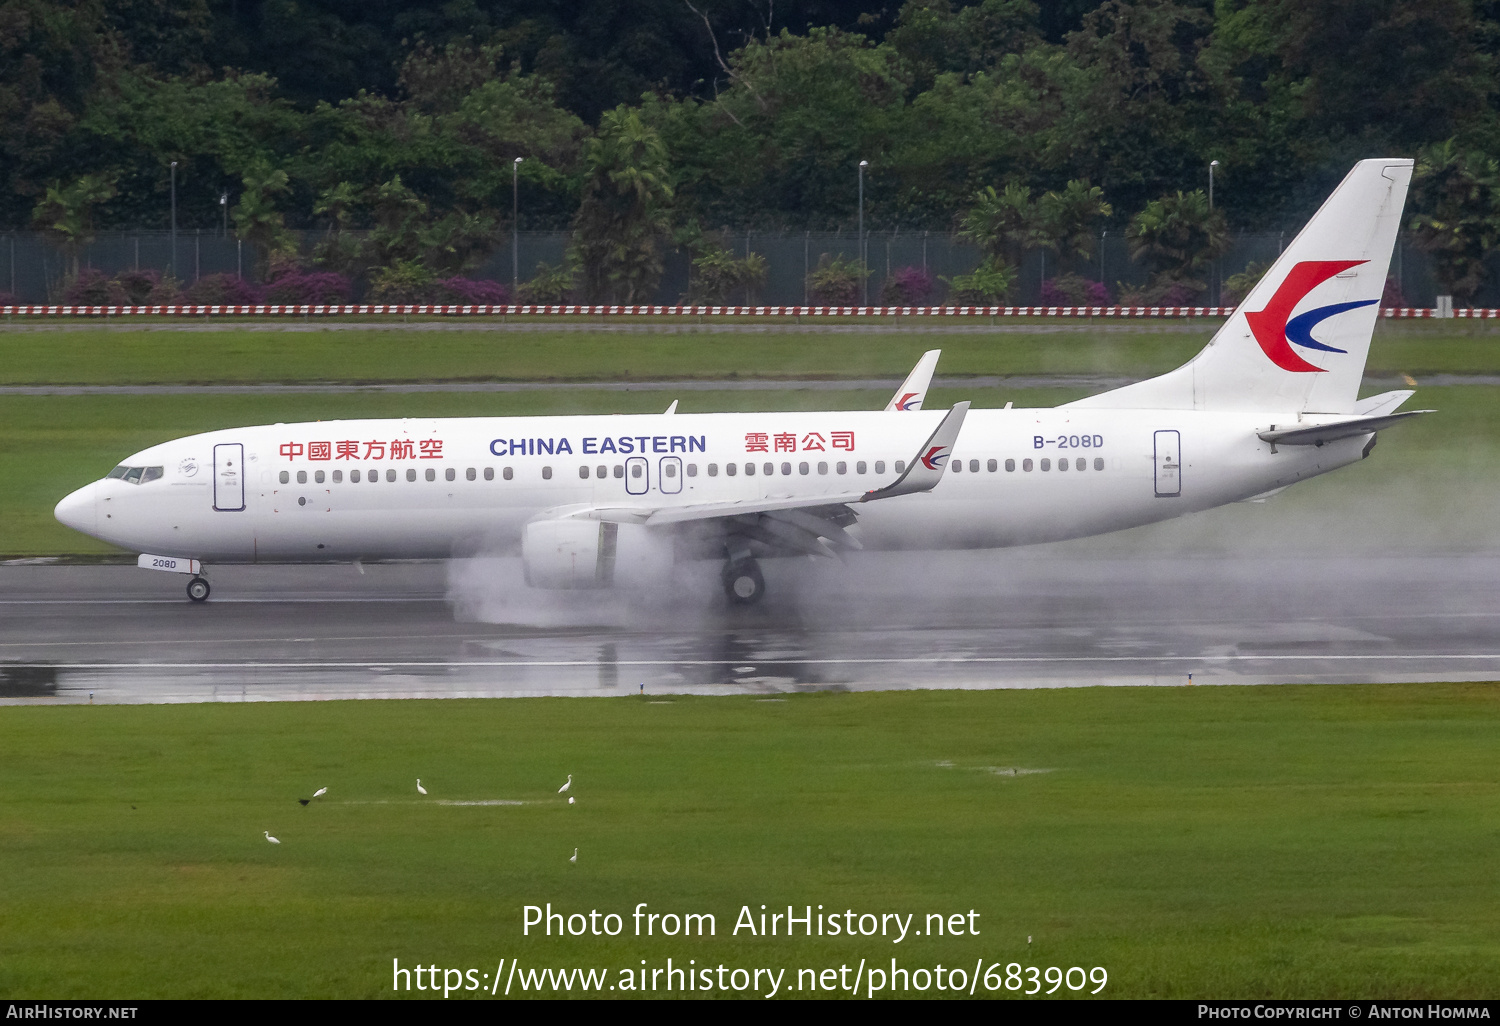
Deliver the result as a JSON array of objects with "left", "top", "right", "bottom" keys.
[
  {"left": 186, "top": 576, "right": 211, "bottom": 602},
  {"left": 721, "top": 558, "right": 764, "bottom": 605}
]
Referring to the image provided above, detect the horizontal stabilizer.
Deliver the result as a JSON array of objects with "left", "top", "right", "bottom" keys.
[{"left": 1257, "top": 410, "right": 1432, "bottom": 447}]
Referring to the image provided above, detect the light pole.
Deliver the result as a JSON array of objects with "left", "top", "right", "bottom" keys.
[
  {"left": 858, "top": 160, "right": 869, "bottom": 306},
  {"left": 512, "top": 157, "right": 523, "bottom": 295},
  {"left": 170, "top": 161, "right": 178, "bottom": 280},
  {"left": 1208, "top": 160, "right": 1220, "bottom": 306},
  {"left": 220, "top": 192, "right": 228, "bottom": 236}
]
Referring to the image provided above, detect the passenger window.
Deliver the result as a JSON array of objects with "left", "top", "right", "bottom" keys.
[
  {"left": 406, "top": 469, "right": 416, "bottom": 482},
  {"left": 333, "top": 470, "right": 342, "bottom": 483},
  {"left": 1023, "top": 459, "right": 1033, "bottom": 471},
  {"left": 297, "top": 470, "right": 307, "bottom": 484},
  {"left": 425, "top": 468, "right": 435, "bottom": 481},
  {"left": 708, "top": 464, "right": 718, "bottom": 477},
  {"left": 631, "top": 464, "right": 642, "bottom": 478},
  {"left": 874, "top": 461, "right": 886, "bottom": 474},
  {"left": 1005, "top": 459, "right": 1015, "bottom": 472},
  {"left": 763, "top": 463, "right": 774, "bottom": 476},
  {"left": 578, "top": 466, "right": 590, "bottom": 479},
  {"left": 781, "top": 462, "right": 792, "bottom": 475},
  {"left": 278, "top": 470, "right": 289, "bottom": 484},
  {"left": 725, "top": 463, "right": 736, "bottom": 477},
  {"left": 836, "top": 461, "right": 846, "bottom": 474},
  {"left": 542, "top": 466, "right": 552, "bottom": 480},
  {"left": 988, "top": 459, "right": 997, "bottom": 472},
  {"left": 1040, "top": 459, "right": 1051, "bottom": 472},
  {"left": 315, "top": 470, "right": 325, "bottom": 483},
  {"left": 969, "top": 459, "right": 979, "bottom": 473},
  {"left": 686, "top": 464, "right": 697, "bottom": 477},
  {"left": 856, "top": 461, "right": 867, "bottom": 474},
  {"left": 387, "top": 469, "right": 397, "bottom": 482},
  {"left": 745, "top": 463, "right": 755, "bottom": 476},
  {"left": 951, "top": 461, "right": 961, "bottom": 473},
  {"left": 466, "top": 467, "right": 476, "bottom": 481},
  {"left": 1058, "top": 458, "right": 1068, "bottom": 471},
  {"left": 798, "top": 462, "right": 809, "bottom": 475},
  {"left": 817, "top": 462, "right": 827, "bottom": 475},
  {"left": 597, "top": 466, "right": 607, "bottom": 478},
  {"left": 107, "top": 466, "right": 129, "bottom": 480},
  {"left": 494, "top": 468, "right": 504, "bottom": 481},
  {"left": 665, "top": 463, "right": 677, "bottom": 478},
  {"left": 445, "top": 468, "right": 455, "bottom": 481},
  {"left": 1094, "top": 457, "right": 1104, "bottom": 471},
  {"left": 370, "top": 469, "right": 379, "bottom": 483},
  {"left": 350, "top": 469, "right": 360, "bottom": 483},
  {"left": 896, "top": 461, "right": 905, "bottom": 473},
  {"left": 613, "top": 465, "right": 624, "bottom": 479},
  {"left": 142, "top": 467, "right": 163, "bottom": 483}
]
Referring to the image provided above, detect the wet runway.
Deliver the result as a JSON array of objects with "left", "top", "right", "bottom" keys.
[{"left": 2, "top": 551, "right": 1498, "bottom": 704}]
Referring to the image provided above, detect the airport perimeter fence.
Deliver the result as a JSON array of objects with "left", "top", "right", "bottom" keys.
[{"left": 0, "top": 228, "right": 1460, "bottom": 308}]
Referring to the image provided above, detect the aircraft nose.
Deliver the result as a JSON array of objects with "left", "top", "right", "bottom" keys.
[{"left": 54, "top": 482, "right": 98, "bottom": 535}]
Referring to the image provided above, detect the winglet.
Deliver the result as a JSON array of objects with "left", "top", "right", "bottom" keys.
[
  {"left": 861, "top": 402, "right": 970, "bottom": 502},
  {"left": 885, "top": 349, "right": 941, "bottom": 411}
]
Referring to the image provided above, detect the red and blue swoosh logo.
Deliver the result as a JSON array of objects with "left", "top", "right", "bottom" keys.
[
  {"left": 895, "top": 392, "right": 920, "bottom": 411},
  {"left": 920, "top": 445, "right": 950, "bottom": 470},
  {"left": 1245, "top": 260, "right": 1378, "bottom": 373}
]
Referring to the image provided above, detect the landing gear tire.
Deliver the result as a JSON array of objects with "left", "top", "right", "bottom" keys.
[
  {"left": 721, "top": 559, "right": 765, "bottom": 606},
  {"left": 186, "top": 576, "right": 210, "bottom": 603}
]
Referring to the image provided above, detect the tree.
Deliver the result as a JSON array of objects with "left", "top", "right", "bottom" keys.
[
  {"left": 1127, "top": 188, "right": 1228, "bottom": 280},
  {"left": 1036, "top": 179, "right": 1112, "bottom": 263},
  {"left": 1409, "top": 139, "right": 1500, "bottom": 302},
  {"left": 231, "top": 160, "right": 293, "bottom": 275},
  {"left": 956, "top": 182, "right": 1044, "bottom": 267},
  {"left": 572, "top": 106, "right": 674, "bottom": 303},
  {"left": 31, "top": 172, "right": 117, "bottom": 277}
]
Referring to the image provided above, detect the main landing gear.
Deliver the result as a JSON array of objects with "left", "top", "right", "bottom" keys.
[
  {"left": 186, "top": 576, "right": 211, "bottom": 603},
  {"left": 720, "top": 558, "right": 765, "bottom": 605}
]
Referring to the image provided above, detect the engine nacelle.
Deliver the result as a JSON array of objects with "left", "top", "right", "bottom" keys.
[{"left": 521, "top": 518, "right": 665, "bottom": 589}]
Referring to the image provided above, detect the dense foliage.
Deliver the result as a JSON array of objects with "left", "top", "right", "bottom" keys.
[{"left": 8, "top": 0, "right": 1500, "bottom": 297}]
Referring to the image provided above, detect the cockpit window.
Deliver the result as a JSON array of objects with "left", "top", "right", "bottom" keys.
[{"left": 111, "top": 466, "right": 164, "bottom": 484}]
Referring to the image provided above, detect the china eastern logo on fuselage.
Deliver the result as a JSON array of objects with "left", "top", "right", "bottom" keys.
[{"left": 1244, "top": 260, "right": 1379, "bottom": 373}]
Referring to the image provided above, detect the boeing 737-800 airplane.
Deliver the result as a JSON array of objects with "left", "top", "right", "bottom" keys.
[{"left": 54, "top": 160, "right": 1428, "bottom": 604}]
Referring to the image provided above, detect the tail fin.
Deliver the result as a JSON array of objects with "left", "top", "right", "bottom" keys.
[
  {"left": 886, "top": 349, "right": 941, "bottom": 411},
  {"left": 1067, "top": 159, "right": 1412, "bottom": 414}
]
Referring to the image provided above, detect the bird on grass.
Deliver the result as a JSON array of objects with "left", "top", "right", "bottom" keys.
[
  {"left": 298, "top": 786, "right": 328, "bottom": 807},
  {"left": 567, "top": 796, "right": 575, "bottom": 805},
  {"left": 558, "top": 775, "right": 572, "bottom": 794},
  {"left": 417, "top": 779, "right": 427, "bottom": 795},
  {"left": 265, "top": 831, "right": 280, "bottom": 845},
  {"left": 569, "top": 848, "right": 577, "bottom": 864}
]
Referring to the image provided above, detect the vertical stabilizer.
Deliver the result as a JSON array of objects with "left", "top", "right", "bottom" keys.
[
  {"left": 886, "top": 349, "right": 942, "bottom": 410},
  {"left": 1067, "top": 159, "right": 1412, "bottom": 413}
]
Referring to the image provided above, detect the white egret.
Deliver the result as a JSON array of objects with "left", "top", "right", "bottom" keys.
[
  {"left": 558, "top": 774, "right": 571, "bottom": 793},
  {"left": 417, "top": 779, "right": 427, "bottom": 795},
  {"left": 312, "top": 787, "right": 327, "bottom": 799},
  {"left": 569, "top": 847, "right": 577, "bottom": 863},
  {"left": 265, "top": 831, "right": 280, "bottom": 844},
  {"left": 567, "top": 796, "right": 575, "bottom": 805}
]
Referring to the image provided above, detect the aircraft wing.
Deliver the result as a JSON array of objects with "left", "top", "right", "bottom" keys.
[
  {"left": 543, "top": 402, "right": 971, "bottom": 528},
  {"left": 1257, "top": 409, "right": 1433, "bottom": 447},
  {"left": 885, "top": 349, "right": 942, "bottom": 411}
]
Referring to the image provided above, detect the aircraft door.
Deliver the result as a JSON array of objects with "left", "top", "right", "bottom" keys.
[
  {"left": 213, "top": 443, "right": 246, "bottom": 511},
  {"left": 658, "top": 456, "right": 682, "bottom": 494},
  {"left": 1154, "top": 430, "right": 1181, "bottom": 497},
  {"left": 625, "top": 456, "right": 649, "bottom": 495}
]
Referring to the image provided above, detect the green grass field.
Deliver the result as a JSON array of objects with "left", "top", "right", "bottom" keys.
[
  {"left": 2, "top": 318, "right": 1498, "bottom": 384},
  {"left": 2, "top": 686, "right": 1497, "bottom": 999}
]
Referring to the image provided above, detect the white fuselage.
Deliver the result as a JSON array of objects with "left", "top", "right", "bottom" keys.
[{"left": 56, "top": 407, "right": 1369, "bottom": 563}]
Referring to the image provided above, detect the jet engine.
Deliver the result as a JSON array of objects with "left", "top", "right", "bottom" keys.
[{"left": 521, "top": 518, "right": 664, "bottom": 589}]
